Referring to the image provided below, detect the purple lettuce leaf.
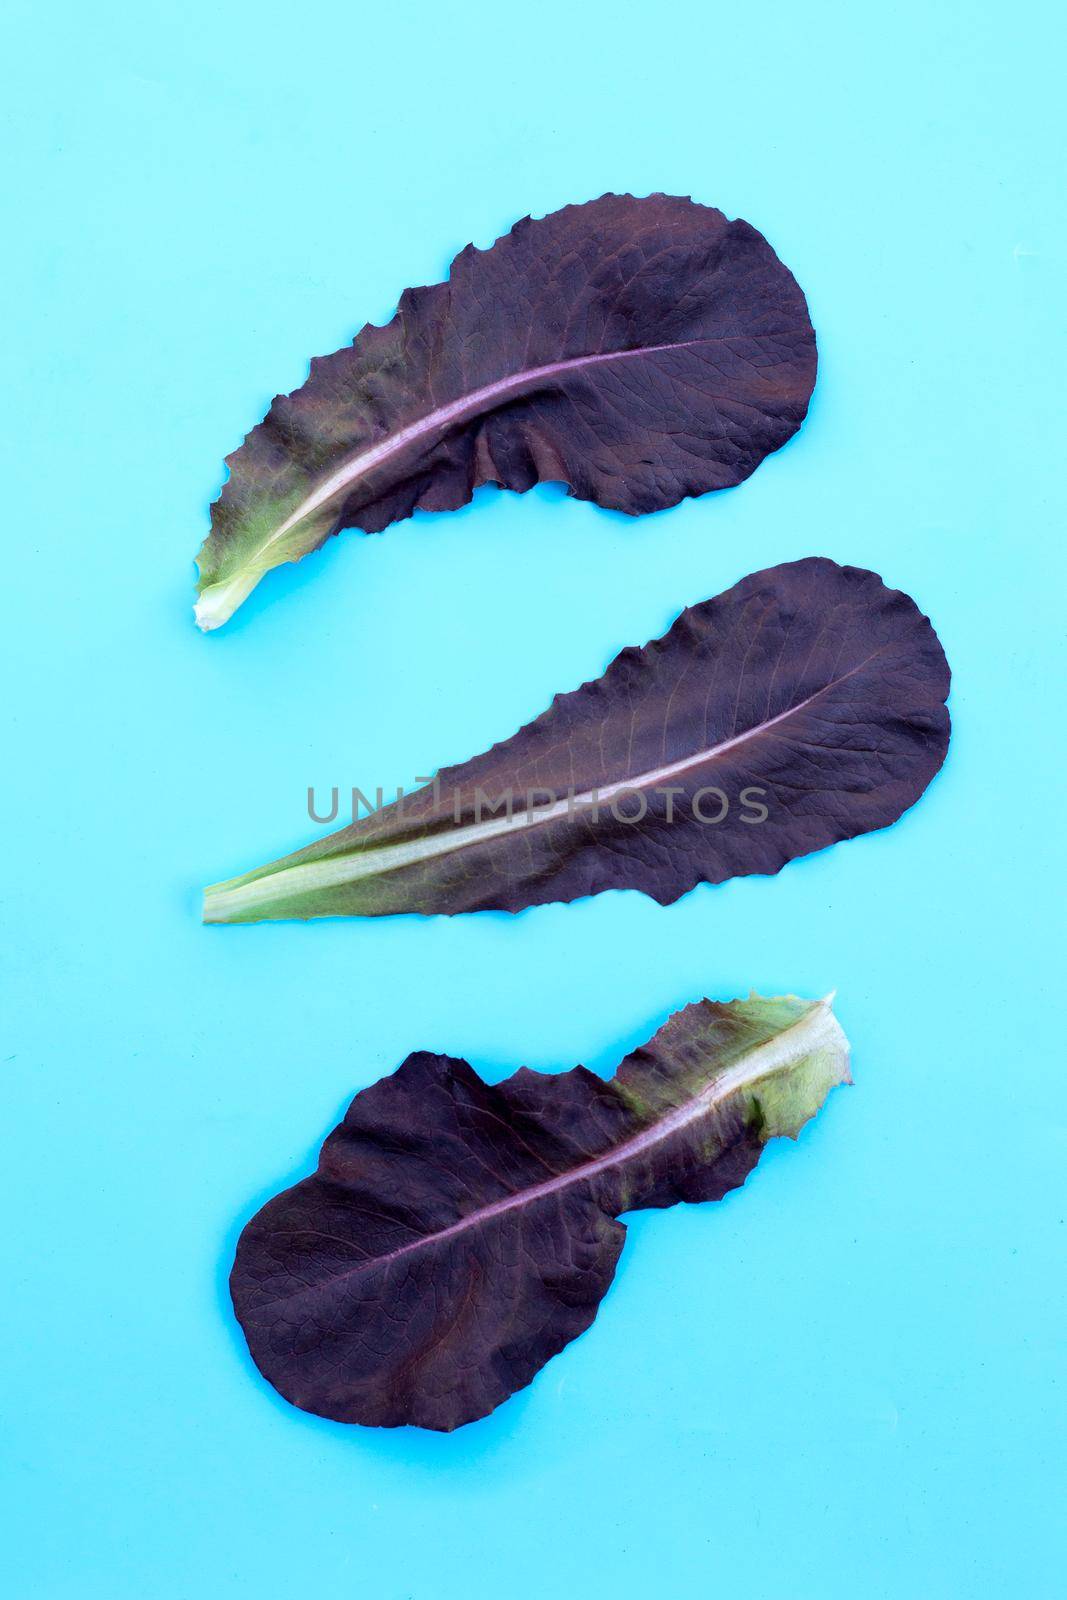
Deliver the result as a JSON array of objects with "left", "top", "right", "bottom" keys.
[
  {"left": 231, "top": 992, "right": 850, "bottom": 1431},
  {"left": 203, "top": 558, "right": 951, "bottom": 922},
  {"left": 195, "top": 194, "right": 816, "bottom": 630}
]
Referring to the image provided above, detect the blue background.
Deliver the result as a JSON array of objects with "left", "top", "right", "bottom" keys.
[{"left": 2, "top": 2, "right": 1064, "bottom": 1595}]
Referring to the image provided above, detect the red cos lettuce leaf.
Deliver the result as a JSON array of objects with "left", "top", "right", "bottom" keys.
[
  {"left": 195, "top": 194, "right": 816, "bottom": 629},
  {"left": 203, "top": 559, "right": 951, "bottom": 922},
  {"left": 231, "top": 992, "right": 850, "bottom": 1431}
]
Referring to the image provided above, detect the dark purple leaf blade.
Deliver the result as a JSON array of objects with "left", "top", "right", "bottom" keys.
[
  {"left": 203, "top": 559, "right": 951, "bottom": 923},
  {"left": 194, "top": 194, "right": 816, "bottom": 629},
  {"left": 231, "top": 992, "right": 850, "bottom": 1431}
]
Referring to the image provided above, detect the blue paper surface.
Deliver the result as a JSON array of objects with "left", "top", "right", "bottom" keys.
[{"left": 2, "top": 2, "right": 1064, "bottom": 1594}]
